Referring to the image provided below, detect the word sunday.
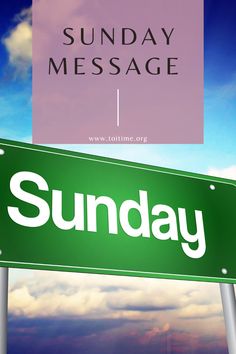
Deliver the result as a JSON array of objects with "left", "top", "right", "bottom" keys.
[{"left": 7, "top": 171, "right": 206, "bottom": 260}]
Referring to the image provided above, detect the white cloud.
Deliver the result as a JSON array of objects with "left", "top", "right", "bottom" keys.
[
  {"left": 179, "top": 303, "right": 222, "bottom": 319},
  {"left": 208, "top": 166, "right": 236, "bottom": 180},
  {"left": 2, "top": 7, "right": 32, "bottom": 76},
  {"left": 9, "top": 284, "right": 106, "bottom": 318},
  {"left": 9, "top": 269, "right": 224, "bottom": 336}
]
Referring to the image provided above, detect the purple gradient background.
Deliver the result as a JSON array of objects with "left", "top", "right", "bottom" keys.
[{"left": 32, "top": 0, "right": 203, "bottom": 144}]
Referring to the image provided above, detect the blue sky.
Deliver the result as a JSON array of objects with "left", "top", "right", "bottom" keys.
[
  {"left": 0, "top": 1, "right": 236, "bottom": 353},
  {"left": 0, "top": 0, "right": 236, "bottom": 175}
]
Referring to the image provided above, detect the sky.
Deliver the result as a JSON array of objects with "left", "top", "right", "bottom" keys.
[{"left": 0, "top": 0, "right": 236, "bottom": 353}]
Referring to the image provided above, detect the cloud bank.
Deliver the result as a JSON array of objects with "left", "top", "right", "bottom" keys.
[{"left": 9, "top": 270, "right": 225, "bottom": 337}]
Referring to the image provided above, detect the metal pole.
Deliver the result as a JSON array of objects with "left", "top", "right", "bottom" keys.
[
  {"left": 0, "top": 268, "right": 8, "bottom": 354},
  {"left": 220, "top": 283, "right": 236, "bottom": 354}
]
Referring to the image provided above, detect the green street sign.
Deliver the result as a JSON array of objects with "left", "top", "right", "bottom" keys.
[{"left": 0, "top": 138, "right": 235, "bottom": 283}]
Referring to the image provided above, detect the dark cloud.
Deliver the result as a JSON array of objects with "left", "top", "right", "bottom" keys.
[
  {"left": 7, "top": 316, "right": 228, "bottom": 354},
  {"left": 8, "top": 316, "right": 133, "bottom": 339},
  {"left": 99, "top": 285, "right": 133, "bottom": 292},
  {"left": 111, "top": 304, "right": 178, "bottom": 312},
  {"left": 179, "top": 314, "right": 222, "bottom": 320}
]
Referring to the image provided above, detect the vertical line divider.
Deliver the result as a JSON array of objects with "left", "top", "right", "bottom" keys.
[{"left": 117, "top": 89, "right": 120, "bottom": 127}]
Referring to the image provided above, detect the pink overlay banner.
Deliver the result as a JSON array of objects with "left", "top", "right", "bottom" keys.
[{"left": 33, "top": 0, "right": 203, "bottom": 144}]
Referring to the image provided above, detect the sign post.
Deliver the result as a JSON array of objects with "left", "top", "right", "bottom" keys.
[
  {"left": 220, "top": 283, "right": 236, "bottom": 354},
  {"left": 0, "top": 139, "right": 235, "bottom": 353},
  {"left": 0, "top": 138, "right": 235, "bottom": 283},
  {"left": 0, "top": 268, "right": 8, "bottom": 354}
]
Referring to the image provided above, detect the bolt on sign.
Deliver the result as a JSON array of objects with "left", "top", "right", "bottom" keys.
[{"left": 0, "top": 139, "right": 235, "bottom": 283}]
